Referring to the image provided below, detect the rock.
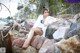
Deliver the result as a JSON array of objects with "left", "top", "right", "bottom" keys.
[
  {"left": 54, "top": 46, "right": 62, "bottom": 53},
  {"left": 13, "top": 46, "right": 23, "bottom": 53},
  {"left": 12, "top": 38, "right": 26, "bottom": 48},
  {"left": 22, "top": 46, "right": 37, "bottom": 53},
  {"left": 65, "top": 22, "right": 80, "bottom": 39},
  {"left": 64, "top": 14, "right": 80, "bottom": 38},
  {"left": 39, "top": 39, "right": 55, "bottom": 53},
  {"left": 53, "top": 26, "right": 70, "bottom": 41},
  {"left": 31, "top": 35, "right": 46, "bottom": 50},
  {"left": 45, "top": 18, "right": 71, "bottom": 39},
  {"left": 55, "top": 35, "right": 80, "bottom": 53},
  {"left": 13, "top": 44, "right": 37, "bottom": 53},
  {"left": 56, "top": 14, "right": 74, "bottom": 19},
  {"left": 55, "top": 39, "right": 69, "bottom": 53},
  {"left": 19, "top": 27, "right": 28, "bottom": 35},
  {"left": 65, "top": 23, "right": 77, "bottom": 38},
  {"left": 19, "top": 19, "right": 35, "bottom": 34},
  {"left": 45, "top": 25, "right": 57, "bottom": 39},
  {"left": 73, "top": 13, "right": 80, "bottom": 23},
  {"left": 44, "top": 20, "right": 57, "bottom": 39},
  {"left": 36, "top": 37, "right": 46, "bottom": 50},
  {"left": 24, "top": 19, "right": 35, "bottom": 31}
]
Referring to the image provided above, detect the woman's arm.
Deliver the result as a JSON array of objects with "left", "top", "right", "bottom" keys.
[{"left": 44, "top": 16, "right": 58, "bottom": 27}]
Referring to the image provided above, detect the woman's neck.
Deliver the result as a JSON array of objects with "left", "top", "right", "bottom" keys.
[{"left": 43, "top": 15, "right": 47, "bottom": 19}]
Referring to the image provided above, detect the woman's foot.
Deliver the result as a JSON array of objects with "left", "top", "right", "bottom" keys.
[
  {"left": 22, "top": 46, "right": 27, "bottom": 50},
  {"left": 22, "top": 38, "right": 31, "bottom": 49}
]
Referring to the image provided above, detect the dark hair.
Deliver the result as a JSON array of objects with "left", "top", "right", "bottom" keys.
[{"left": 42, "top": 8, "right": 49, "bottom": 14}]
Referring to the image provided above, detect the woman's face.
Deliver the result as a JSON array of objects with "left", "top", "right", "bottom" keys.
[{"left": 43, "top": 10, "right": 49, "bottom": 17}]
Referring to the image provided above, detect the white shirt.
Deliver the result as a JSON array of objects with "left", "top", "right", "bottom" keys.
[
  {"left": 32, "top": 15, "right": 54, "bottom": 37},
  {"left": 33, "top": 15, "right": 53, "bottom": 28}
]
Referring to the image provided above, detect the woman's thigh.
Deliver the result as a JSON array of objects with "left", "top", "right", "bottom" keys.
[{"left": 33, "top": 27, "right": 43, "bottom": 36}]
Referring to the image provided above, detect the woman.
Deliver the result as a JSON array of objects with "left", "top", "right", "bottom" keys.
[{"left": 22, "top": 8, "right": 53, "bottom": 49}]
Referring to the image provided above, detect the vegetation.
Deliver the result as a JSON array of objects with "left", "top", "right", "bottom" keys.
[{"left": 15, "top": 0, "right": 80, "bottom": 19}]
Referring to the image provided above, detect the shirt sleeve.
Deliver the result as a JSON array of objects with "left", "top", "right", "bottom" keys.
[
  {"left": 44, "top": 16, "right": 57, "bottom": 26},
  {"left": 44, "top": 16, "right": 52, "bottom": 26},
  {"left": 32, "top": 15, "right": 41, "bottom": 28}
]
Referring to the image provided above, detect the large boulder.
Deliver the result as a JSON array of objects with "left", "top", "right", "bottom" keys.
[
  {"left": 45, "top": 25, "right": 57, "bottom": 39},
  {"left": 24, "top": 19, "right": 35, "bottom": 31},
  {"left": 55, "top": 35, "right": 80, "bottom": 53},
  {"left": 13, "top": 46, "right": 23, "bottom": 53},
  {"left": 65, "top": 13, "right": 80, "bottom": 38},
  {"left": 53, "top": 26, "right": 70, "bottom": 41},
  {"left": 54, "top": 46, "right": 62, "bottom": 53},
  {"left": 12, "top": 35, "right": 46, "bottom": 49},
  {"left": 19, "top": 19, "right": 35, "bottom": 34},
  {"left": 12, "top": 36, "right": 56, "bottom": 53},
  {"left": 12, "top": 38, "right": 26, "bottom": 48},
  {"left": 31, "top": 35, "right": 46, "bottom": 50},
  {"left": 13, "top": 46, "right": 37, "bottom": 53},
  {"left": 39, "top": 39, "right": 55, "bottom": 53},
  {"left": 56, "top": 14, "right": 74, "bottom": 19},
  {"left": 45, "top": 18, "right": 71, "bottom": 39},
  {"left": 22, "top": 46, "right": 37, "bottom": 53},
  {"left": 65, "top": 23, "right": 80, "bottom": 38}
]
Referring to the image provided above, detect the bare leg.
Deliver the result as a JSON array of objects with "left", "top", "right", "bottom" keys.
[
  {"left": 22, "top": 28, "right": 35, "bottom": 49},
  {"left": 22, "top": 28, "right": 42, "bottom": 49}
]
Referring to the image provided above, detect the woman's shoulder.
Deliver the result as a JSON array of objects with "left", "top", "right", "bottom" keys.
[
  {"left": 37, "top": 15, "right": 43, "bottom": 20},
  {"left": 47, "top": 16, "right": 53, "bottom": 19},
  {"left": 38, "top": 14, "right": 43, "bottom": 19}
]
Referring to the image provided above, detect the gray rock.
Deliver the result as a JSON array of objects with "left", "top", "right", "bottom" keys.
[
  {"left": 45, "top": 18, "right": 71, "bottom": 39},
  {"left": 45, "top": 25, "right": 57, "bottom": 39},
  {"left": 22, "top": 46, "right": 37, "bottom": 53},
  {"left": 53, "top": 26, "right": 70, "bottom": 41},
  {"left": 19, "top": 19, "right": 35, "bottom": 35},
  {"left": 56, "top": 14, "right": 74, "bottom": 19},
  {"left": 64, "top": 14, "right": 80, "bottom": 38},
  {"left": 38, "top": 39, "right": 55, "bottom": 53},
  {"left": 65, "top": 23, "right": 80, "bottom": 39},
  {"left": 54, "top": 46, "right": 62, "bottom": 53},
  {"left": 24, "top": 19, "right": 35, "bottom": 31},
  {"left": 65, "top": 23, "right": 77, "bottom": 38},
  {"left": 13, "top": 46, "right": 23, "bottom": 53}
]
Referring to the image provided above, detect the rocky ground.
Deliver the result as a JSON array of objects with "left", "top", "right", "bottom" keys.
[{"left": 0, "top": 13, "right": 80, "bottom": 53}]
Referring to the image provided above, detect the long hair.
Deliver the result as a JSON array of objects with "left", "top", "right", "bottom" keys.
[{"left": 42, "top": 7, "right": 49, "bottom": 14}]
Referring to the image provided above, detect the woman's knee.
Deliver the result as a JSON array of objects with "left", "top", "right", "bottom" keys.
[
  {"left": 30, "top": 27, "right": 42, "bottom": 35},
  {"left": 31, "top": 28, "right": 39, "bottom": 32},
  {"left": 31, "top": 28, "right": 36, "bottom": 31}
]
